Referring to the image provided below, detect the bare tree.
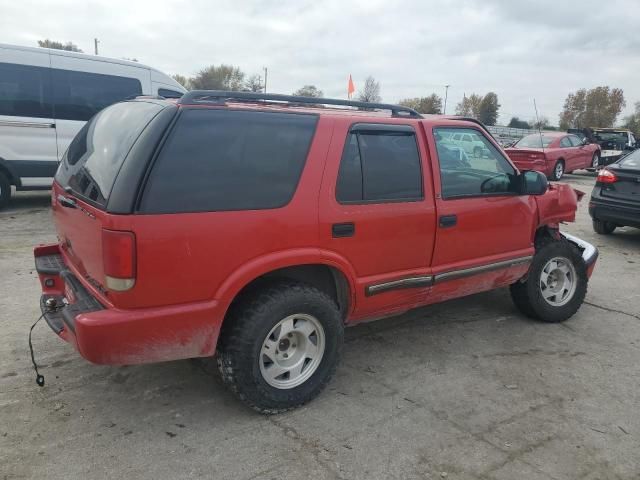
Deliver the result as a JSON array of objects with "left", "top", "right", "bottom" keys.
[
  {"left": 172, "top": 74, "right": 190, "bottom": 90},
  {"left": 357, "top": 76, "right": 381, "bottom": 103},
  {"left": 244, "top": 74, "right": 264, "bottom": 92}
]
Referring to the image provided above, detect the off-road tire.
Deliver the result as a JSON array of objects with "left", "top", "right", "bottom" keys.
[
  {"left": 592, "top": 219, "right": 616, "bottom": 235},
  {"left": 0, "top": 171, "right": 11, "bottom": 210},
  {"left": 510, "top": 240, "right": 587, "bottom": 323},
  {"left": 217, "top": 282, "right": 343, "bottom": 414}
]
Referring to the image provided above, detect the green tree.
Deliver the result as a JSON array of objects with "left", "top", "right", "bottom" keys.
[
  {"left": 292, "top": 85, "right": 323, "bottom": 97},
  {"left": 559, "top": 86, "right": 625, "bottom": 129},
  {"left": 357, "top": 76, "right": 381, "bottom": 103},
  {"left": 478, "top": 92, "right": 500, "bottom": 125},
  {"left": 455, "top": 93, "right": 483, "bottom": 118},
  {"left": 172, "top": 74, "right": 190, "bottom": 90},
  {"left": 37, "top": 39, "right": 82, "bottom": 52},
  {"left": 508, "top": 117, "right": 531, "bottom": 129},
  {"left": 245, "top": 74, "right": 264, "bottom": 92},
  {"left": 399, "top": 94, "right": 443, "bottom": 114},
  {"left": 190, "top": 65, "right": 245, "bottom": 91}
]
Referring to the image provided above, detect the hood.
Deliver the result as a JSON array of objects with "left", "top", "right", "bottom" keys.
[{"left": 534, "top": 182, "right": 583, "bottom": 226}]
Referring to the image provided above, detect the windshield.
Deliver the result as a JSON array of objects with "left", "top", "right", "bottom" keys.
[
  {"left": 593, "top": 131, "right": 627, "bottom": 142},
  {"left": 515, "top": 134, "right": 555, "bottom": 148}
]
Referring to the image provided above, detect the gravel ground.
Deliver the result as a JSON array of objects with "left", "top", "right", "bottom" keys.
[{"left": 1, "top": 172, "right": 639, "bottom": 480}]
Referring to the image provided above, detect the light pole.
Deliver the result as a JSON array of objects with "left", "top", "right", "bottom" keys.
[
  {"left": 443, "top": 84, "right": 450, "bottom": 114},
  {"left": 263, "top": 67, "right": 268, "bottom": 93},
  {"left": 94, "top": 38, "right": 100, "bottom": 55}
]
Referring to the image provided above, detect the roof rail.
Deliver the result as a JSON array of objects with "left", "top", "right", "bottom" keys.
[{"left": 178, "top": 90, "right": 423, "bottom": 118}]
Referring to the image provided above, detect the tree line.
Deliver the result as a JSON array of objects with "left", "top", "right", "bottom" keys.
[{"left": 33, "top": 39, "right": 640, "bottom": 134}]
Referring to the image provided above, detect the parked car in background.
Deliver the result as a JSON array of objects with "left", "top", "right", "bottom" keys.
[
  {"left": 35, "top": 91, "right": 597, "bottom": 413},
  {"left": 590, "top": 128, "right": 637, "bottom": 167},
  {"left": 0, "top": 43, "right": 186, "bottom": 209},
  {"left": 505, "top": 132, "right": 601, "bottom": 180},
  {"left": 441, "top": 130, "right": 489, "bottom": 158},
  {"left": 589, "top": 149, "right": 640, "bottom": 234}
]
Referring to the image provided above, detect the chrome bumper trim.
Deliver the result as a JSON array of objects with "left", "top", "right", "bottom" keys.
[{"left": 561, "top": 232, "right": 599, "bottom": 266}]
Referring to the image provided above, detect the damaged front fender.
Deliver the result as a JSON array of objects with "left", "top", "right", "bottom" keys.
[{"left": 535, "top": 183, "right": 584, "bottom": 226}]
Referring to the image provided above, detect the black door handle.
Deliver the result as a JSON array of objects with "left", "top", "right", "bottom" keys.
[
  {"left": 439, "top": 214, "right": 457, "bottom": 228},
  {"left": 332, "top": 222, "right": 355, "bottom": 238}
]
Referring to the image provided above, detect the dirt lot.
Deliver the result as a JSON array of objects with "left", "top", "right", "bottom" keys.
[{"left": 1, "top": 173, "right": 639, "bottom": 480}]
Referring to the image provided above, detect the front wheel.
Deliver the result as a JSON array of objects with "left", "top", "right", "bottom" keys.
[
  {"left": 510, "top": 240, "right": 587, "bottom": 323},
  {"left": 217, "top": 282, "right": 343, "bottom": 413}
]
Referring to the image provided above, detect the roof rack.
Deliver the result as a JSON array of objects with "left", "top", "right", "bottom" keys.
[{"left": 178, "top": 90, "right": 423, "bottom": 118}]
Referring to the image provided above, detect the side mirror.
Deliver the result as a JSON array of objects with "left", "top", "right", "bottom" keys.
[{"left": 521, "top": 170, "right": 548, "bottom": 195}]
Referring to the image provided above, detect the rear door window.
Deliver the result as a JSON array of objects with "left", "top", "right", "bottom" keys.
[
  {"left": 139, "top": 109, "right": 318, "bottom": 213},
  {"left": 0, "top": 62, "right": 53, "bottom": 118},
  {"left": 55, "top": 101, "right": 164, "bottom": 207},
  {"left": 52, "top": 69, "right": 142, "bottom": 121},
  {"left": 336, "top": 125, "right": 423, "bottom": 203}
]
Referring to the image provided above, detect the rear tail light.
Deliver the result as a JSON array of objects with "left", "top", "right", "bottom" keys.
[
  {"left": 102, "top": 229, "right": 136, "bottom": 291},
  {"left": 596, "top": 169, "right": 618, "bottom": 184}
]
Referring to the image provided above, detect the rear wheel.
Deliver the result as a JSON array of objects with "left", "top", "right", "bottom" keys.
[
  {"left": 550, "top": 160, "right": 564, "bottom": 181},
  {"left": 217, "top": 282, "right": 343, "bottom": 413},
  {"left": 589, "top": 152, "right": 600, "bottom": 171},
  {"left": 510, "top": 240, "right": 587, "bottom": 323},
  {"left": 0, "top": 171, "right": 11, "bottom": 210},
  {"left": 592, "top": 219, "right": 616, "bottom": 235}
]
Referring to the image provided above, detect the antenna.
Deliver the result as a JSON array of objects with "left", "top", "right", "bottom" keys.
[{"left": 533, "top": 98, "right": 545, "bottom": 155}]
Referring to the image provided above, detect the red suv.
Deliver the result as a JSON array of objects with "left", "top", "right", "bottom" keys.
[{"left": 35, "top": 91, "right": 598, "bottom": 412}]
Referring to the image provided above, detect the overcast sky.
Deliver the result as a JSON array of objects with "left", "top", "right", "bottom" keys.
[{"left": 2, "top": 0, "right": 639, "bottom": 124}]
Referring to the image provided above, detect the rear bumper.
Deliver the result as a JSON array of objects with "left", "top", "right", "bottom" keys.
[
  {"left": 560, "top": 232, "right": 599, "bottom": 277},
  {"left": 34, "top": 243, "right": 222, "bottom": 365},
  {"left": 589, "top": 195, "right": 640, "bottom": 229}
]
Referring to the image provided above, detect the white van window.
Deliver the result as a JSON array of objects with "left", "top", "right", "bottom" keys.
[
  {"left": 52, "top": 69, "right": 142, "bottom": 121},
  {"left": 0, "top": 62, "right": 52, "bottom": 118}
]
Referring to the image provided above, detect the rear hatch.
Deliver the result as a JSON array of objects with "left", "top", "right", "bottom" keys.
[
  {"left": 601, "top": 154, "right": 640, "bottom": 203},
  {"left": 52, "top": 100, "right": 165, "bottom": 299}
]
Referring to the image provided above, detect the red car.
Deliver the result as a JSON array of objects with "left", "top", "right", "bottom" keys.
[
  {"left": 505, "top": 132, "right": 601, "bottom": 180},
  {"left": 34, "top": 92, "right": 598, "bottom": 412}
]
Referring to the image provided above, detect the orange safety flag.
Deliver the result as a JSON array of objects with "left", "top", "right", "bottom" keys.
[{"left": 347, "top": 75, "right": 355, "bottom": 99}]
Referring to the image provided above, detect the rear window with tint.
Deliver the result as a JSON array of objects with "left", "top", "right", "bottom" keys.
[
  {"left": 55, "top": 101, "right": 163, "bottom": 207},
  {"left": 139, "top": 109, "right": 317, "bottom": 214}
]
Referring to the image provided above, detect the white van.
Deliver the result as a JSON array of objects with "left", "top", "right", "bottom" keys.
[{"left": 0, "top": 43, "right": 187, "bottom": 208}]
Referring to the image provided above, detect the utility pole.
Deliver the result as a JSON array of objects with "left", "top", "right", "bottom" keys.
[
  {"left": 443, "top": 84, "right": 450, "bottom": 115},
  {"left": 94, "top": 38, "right": 100, "bottom": 55},
  {"left": 263, "top": 67, "right": 268, "bottom": 93}
]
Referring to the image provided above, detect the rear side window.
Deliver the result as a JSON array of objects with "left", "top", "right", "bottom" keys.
[
  {"left": 0, "top": 62, "right": 52, "bottom": 118},
  {"left": 139, "top": 109, "right": 318, "bottom": 214},
  {"left": 52, "top": 69, "right": 142, "bottom": 121},
  {"left": 55, "top": 101, "right": 163, "bottom": 207},
  {"left": 336, "top": 126, "right": 423, "bottom": 203}
]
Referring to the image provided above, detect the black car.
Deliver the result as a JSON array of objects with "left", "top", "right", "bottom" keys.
[{"left": 589, "top": 149, "right": 640, "bottom": 234}]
